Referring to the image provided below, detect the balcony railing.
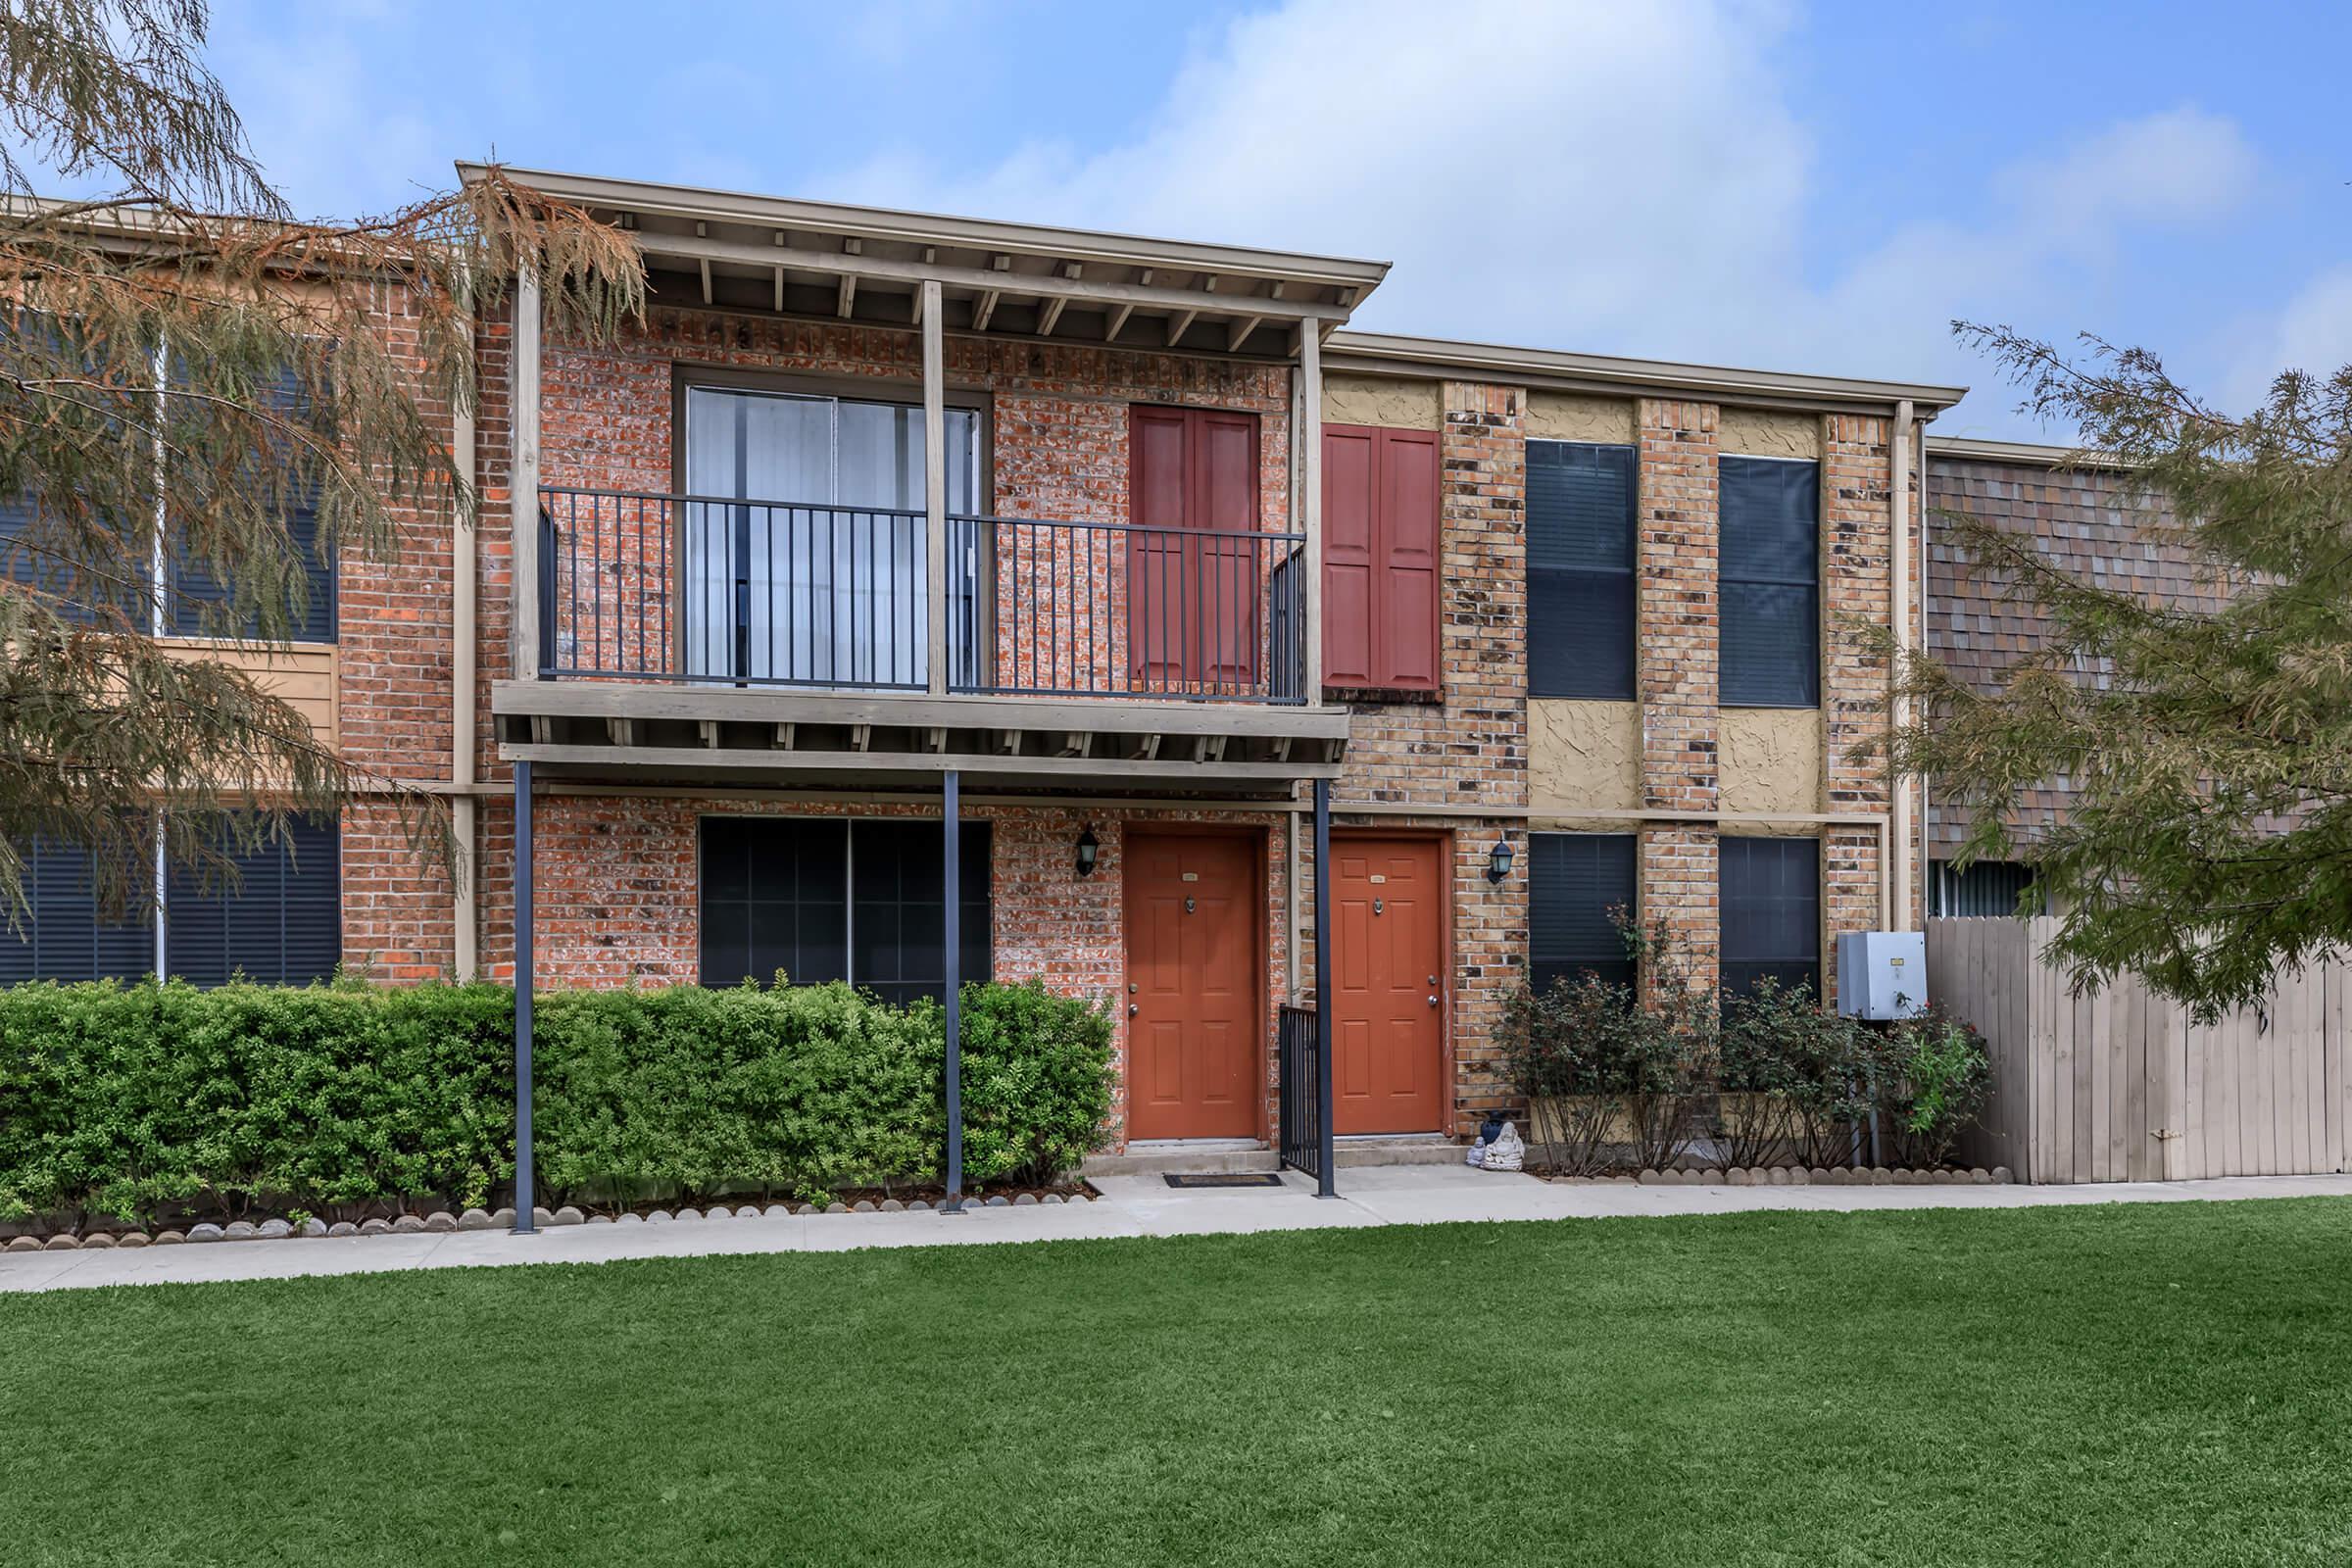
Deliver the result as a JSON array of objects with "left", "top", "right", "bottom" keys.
[{"left": 540, "top": 485, "right": 1307, "bottom": 704}]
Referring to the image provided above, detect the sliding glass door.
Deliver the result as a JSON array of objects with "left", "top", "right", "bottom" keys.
[{"left": 683, "top": 385, "right": 978, "bottom": 686}]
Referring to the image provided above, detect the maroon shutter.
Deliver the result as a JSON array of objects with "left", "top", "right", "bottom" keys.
[
  {"left": 1375, "top": 427, "right": 1440, "bottom": 691},
  {"left": 1321, "top": 423, "right": 1440, "bottom": 692},
  {"left": 1128, "top": 407, "right": 1191, "bottom": 686},
  {"left": 1321, "top": 425, "right": 1376, "bottom": 687}
]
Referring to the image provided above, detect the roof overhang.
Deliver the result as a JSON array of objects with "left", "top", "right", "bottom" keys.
[
  {"left": 1323, "top": 329, "right": 1969, "bottom": 417},
  {"left": 1926, "top": 434, "right": 2133, "bottom": 469},
  {"left": 463, "top": 164, "right": 1391, "bottom": 360}
]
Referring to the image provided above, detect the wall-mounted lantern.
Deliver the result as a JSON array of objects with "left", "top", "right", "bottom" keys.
[
  {"left": 1487, "top": 834, "right": 1514, "bottom": 884},
  {"left": 1075, "top": 824, "right": 1100, "bottom": 879}
]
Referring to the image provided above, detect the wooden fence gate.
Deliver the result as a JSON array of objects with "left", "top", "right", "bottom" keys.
[{"left": 1927, "top": 917, "right": 2350, "bottom": 1184}]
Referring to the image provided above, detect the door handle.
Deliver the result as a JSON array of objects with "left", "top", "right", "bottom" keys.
[
  {"left": 1128, "top": 1004, "right": 1140, "bottom": 1017},
  {"left": 1426, "top": 994, "right": 1440, "bottom": 1007}
]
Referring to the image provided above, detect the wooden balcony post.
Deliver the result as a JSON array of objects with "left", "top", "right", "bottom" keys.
[
  {"left": 509, "top": 267, "right": 542, "bottom": 680},
  {"left": 1299, "top": 324, "right": 1323, "bottom": 703},
  {"left": 923, "top": 278, "right": 948, "bottom": 695}
]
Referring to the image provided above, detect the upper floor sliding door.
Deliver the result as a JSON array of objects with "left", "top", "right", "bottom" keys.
[{"left": 682, "top": 385, "right": 979, "bottom": 687}]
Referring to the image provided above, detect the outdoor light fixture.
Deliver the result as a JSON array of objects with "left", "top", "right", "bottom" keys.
[
  {"left": 1488, "top": 834, "right": 1514, "bottom": 883},
  {"left": 1075, "top": 824, "right": 1100, "bottom": 878}
]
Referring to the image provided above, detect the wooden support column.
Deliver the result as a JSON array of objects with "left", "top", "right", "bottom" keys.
[
  {"left": 509, "top": 268, "right": 543, "bottom": 680},
  {"left": 922, "top": 278, "right": 948, "bottom": 696},
  {"left": 1888, "top": 398, "right": 1915, "bottom": 931},
  {"left": 1300, "top": 325, "right": 1324, "bottom": 702}
]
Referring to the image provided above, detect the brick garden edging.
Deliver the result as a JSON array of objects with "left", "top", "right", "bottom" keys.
[{"left": 0, "top": 1193, "right": 1102, "bottom": 1251}]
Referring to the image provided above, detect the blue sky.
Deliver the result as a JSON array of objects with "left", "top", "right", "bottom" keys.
[{"left": 204, "top": 0, "right": 2350, "bottom": 438}]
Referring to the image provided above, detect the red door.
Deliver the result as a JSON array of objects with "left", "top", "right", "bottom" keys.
[
  {"left": 1125, "top": 831, "right": 1260, "bottom": 1140},
  {"left": 1128, "top": 406, "right": 1261, "bottom": 693},
  {"left": 1321, "top": 423, "right": 1440, "bottom": 692},
  {"left": 1331, "top": 834, "right": 1446, "bottom": 1134}
]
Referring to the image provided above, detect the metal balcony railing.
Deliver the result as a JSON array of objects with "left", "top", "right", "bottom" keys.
[{"left": 539, "top": 486, "right": 1307, "bottom": 705}]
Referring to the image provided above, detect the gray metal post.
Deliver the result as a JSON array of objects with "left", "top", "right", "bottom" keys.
[
  {"left": 942, "top": 768, "right": 965, "bottom": 1214},
  {"left": 513, "top": 760, "right": 536, "bottom": 1235},
  {"left": 1312, "top": 778, "right": 1336, "bottom": 1198}
]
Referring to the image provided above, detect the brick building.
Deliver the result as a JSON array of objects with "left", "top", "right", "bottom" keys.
[{"left": 7, "top": 168, "right": 1970, "bottom": 1154}]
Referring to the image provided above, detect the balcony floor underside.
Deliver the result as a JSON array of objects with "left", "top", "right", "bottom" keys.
[{"left": 491, "top": 679, "right": 1347, "bottom": 800}]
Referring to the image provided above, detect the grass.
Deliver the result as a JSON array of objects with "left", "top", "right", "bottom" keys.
[{"left": 5, "top": 1200, "right": 2352, "bottom": 1566}]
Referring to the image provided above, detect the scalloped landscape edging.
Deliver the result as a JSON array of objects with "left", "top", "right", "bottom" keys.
[
  {"left": 0, "top": 1192, "right": 1098, "bottom": 1251},
  {"left": 1542, "top": 1165, "right": 2015, "bottom": 1187}
]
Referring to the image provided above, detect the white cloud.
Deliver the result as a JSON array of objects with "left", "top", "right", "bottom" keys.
[
  {"left": 2222, "top": 266, "right": 2352, "bottom": 410},
  {"left": 815, "top": 1, "right": 2265, "bottom": 434}
]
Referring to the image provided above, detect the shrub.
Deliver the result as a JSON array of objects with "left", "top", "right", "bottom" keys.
[
  {"left": 0, "top": 975, "right": 1115, "bottom": 1226},
  {"left": 1866, "top": 1003, "right": 1991, "bottom": 1168},
  {"left": 1718, "top": 979, "right": 1874, "bottom": 1169}
]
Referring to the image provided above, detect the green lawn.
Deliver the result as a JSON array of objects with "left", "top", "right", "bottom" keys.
[{"left": 6, "top": 1201, "right": 2352, "bottom": 1566}]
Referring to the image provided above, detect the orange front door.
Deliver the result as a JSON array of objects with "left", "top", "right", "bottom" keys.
[
  {"left": 1332, "top": 835, "right": 1446, "bottom": 1135},
  {"left": 1124, "top": 831, "right": 1260, "bottom": 1140}
]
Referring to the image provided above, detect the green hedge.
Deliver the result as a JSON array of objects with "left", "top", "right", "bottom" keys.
[{"left": 0, "top": 978, "right": 1115, "bottom": 1224}]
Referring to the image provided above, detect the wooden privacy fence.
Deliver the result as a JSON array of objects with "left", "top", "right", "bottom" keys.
[{"left": 1928, "top": 917, "right": 2350, "bottom": 1184}]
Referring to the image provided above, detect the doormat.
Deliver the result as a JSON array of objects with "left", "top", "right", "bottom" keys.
[{"left": 1162, "top": 1173, "right": 1285, "bottom": 1189}]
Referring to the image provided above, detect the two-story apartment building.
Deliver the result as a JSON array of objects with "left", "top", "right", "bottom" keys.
[{"left": 5, "top": 167, "right": 1966, "bottom": 1154}]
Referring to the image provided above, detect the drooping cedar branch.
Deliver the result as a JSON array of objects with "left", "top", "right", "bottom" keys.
[
  {"left": 0, "top": 0, "right": 645, "bottom": 926},
  {"left": 1869, "top": 322, "right": 2352, "bottom": 1020}
]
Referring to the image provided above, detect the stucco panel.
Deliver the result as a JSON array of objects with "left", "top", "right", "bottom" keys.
[
  {"left": 1718, "top": 407, "right": 1820, "bottom": 460},
  {"left": 1322, "top": 371, "right": 1442, "bottom": 429},
  {"left": 1719, "top": 707, "right": 1824, "bottom": 815},
  {"left": 1525, "top": 392, "right": 1637, "bottom": 445},
  {"left": 1529, "top": 699, "right": 1641, "bottom": 815}
]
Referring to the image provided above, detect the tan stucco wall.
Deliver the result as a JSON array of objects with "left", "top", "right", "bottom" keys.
[
  {"left": 1525, "top": 392, "right": 1637, "bottom": 445},
  {"left": 1323, "top": 372, "right": 1442, "bottom": 429},
  {"left": 1719, "top": 707, "right": 1822, "bottom": 817},
  {"left": 161, "top": 639, "right": 339, "bottom": 748},
  {"left": 1718, "top": 407, "right": 1820, "bottom": 460},
  {"left": 1529, "top": 699, "right": 1641, "bottom": 817}
]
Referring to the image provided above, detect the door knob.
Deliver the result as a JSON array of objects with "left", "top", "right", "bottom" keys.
[
  {"left": 1426, "top": 994, "right": 1440, "bottom": 1007},
  {"left": 1128, "top": 1004, "right": 1140, "bottom": 1017}
]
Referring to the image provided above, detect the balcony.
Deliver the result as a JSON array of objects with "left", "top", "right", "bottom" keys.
[{"left": 495, "top": 486, "right": 1347, "bottom": 797}]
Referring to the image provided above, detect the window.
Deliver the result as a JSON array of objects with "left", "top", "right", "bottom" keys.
[
  {"left": 0, "top": 816, "right": 340, "bottom": 986},
  {"left": 1720, "top": 456, "right": 1819, "bottom": 707},
  {"left": 680, "top": 384, "right": 980, "bottom": 686},
  {"left": 1527, "top": 441, "right": 1637, "bottom": 700},
  {"left": 0, "top": 362, "right": 335, "bottom": 641},
  {"left": 1322, "top": 423, "right": 1441, "bottom": 691},
  {"left": 1528, "top": 833, "right": 1637, "bottom": 992},
  {"left": 699, "top": 816, "right": 991, "bottom": 1005},
  {"left": 161, "top": 818, "right": 342, "bottom": 986},
  {"left": 1720, "top": 835, "right": 1820, "bottom": 998},
  {"left": 1931, "top": 859, "right": 2035, "bottom": 918}
]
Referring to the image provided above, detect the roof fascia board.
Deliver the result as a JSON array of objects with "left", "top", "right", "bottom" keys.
[
  {"left": 461, "top": 163, "right": 1391, "bottom": 290},
  {"left": 1324, "top": 330, "right": 1968, "bottom": 414}
]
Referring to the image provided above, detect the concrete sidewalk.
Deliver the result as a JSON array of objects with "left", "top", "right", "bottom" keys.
[{"left": 6, "top": 1165, "right": 2350, "bottom": 1296}]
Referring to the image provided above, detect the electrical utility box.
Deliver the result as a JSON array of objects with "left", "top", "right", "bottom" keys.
[{"left": 1837, "top": 930, "right": 1928, "bottom": 1020}]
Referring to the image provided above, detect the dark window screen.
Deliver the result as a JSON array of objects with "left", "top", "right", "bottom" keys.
[
  {"left": 0, "top": 838, "right": 154, "bottom": 983},
  {"left": 1721, "top": 835, "right": 1821, "bottom": 998},
  {"left": 700, "top": 817, "right": 849, "bottom": 989},
  {"left": 1527, "top": 441, "right": 1637, "bottom": 700},
  {"left": 1529, "top": 832, "right": 1637, "bottom": 992},
  {"left": 699, "top": 817, "right": 992, "bottom": 1003},
  {"left": 168, "top": 368, "right": 335, "bottom": 642},
  {"left": 0, "top": 816, "right": 337, "bottom": 986},
  {"left": 164, "top": 816, "right": 341, "bottom": 986},
  {"left": 1720, "top": 456, "right": 1819, "bottom": 707}
]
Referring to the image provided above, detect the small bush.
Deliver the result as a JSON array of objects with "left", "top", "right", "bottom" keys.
[
  {"left": 0, "top": 975, "right": 1115, "bottom": 1226},
  {"left": 1866, "top": 1003, "right": 1990, "bottom": 1168}
]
